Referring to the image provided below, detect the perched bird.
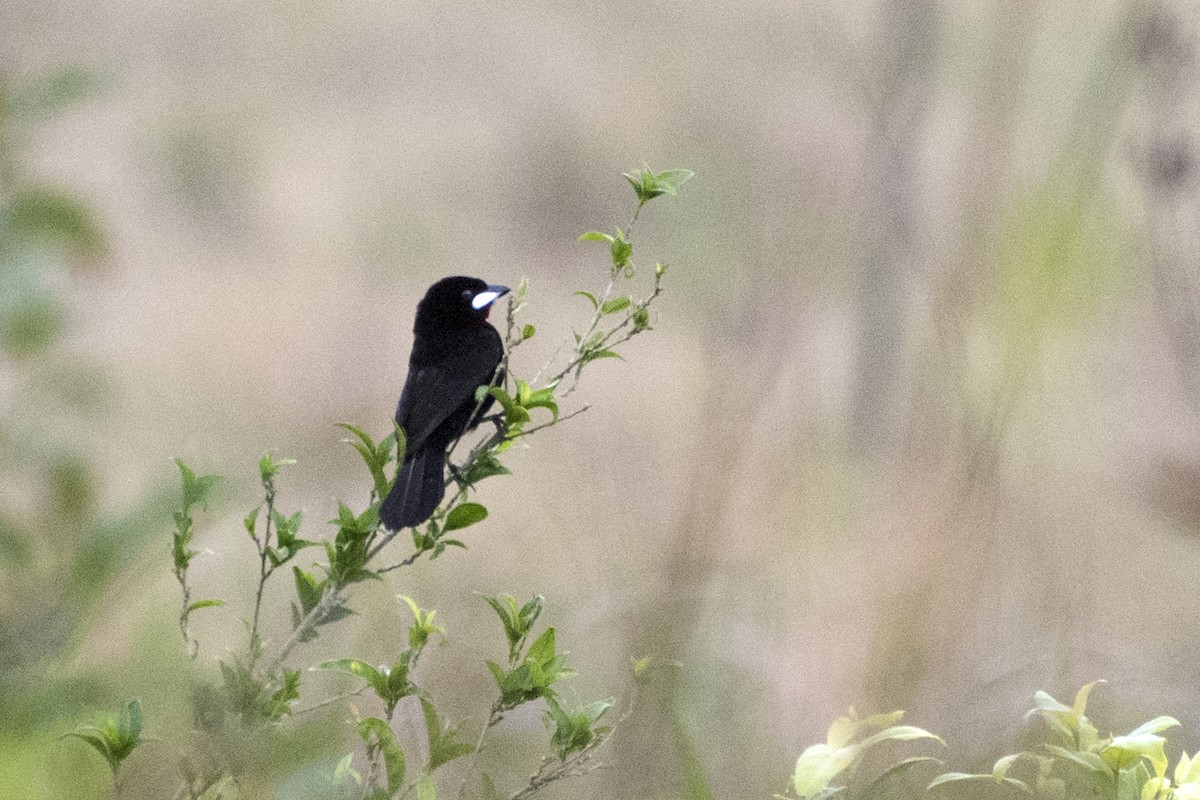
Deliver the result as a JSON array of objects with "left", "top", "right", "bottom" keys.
[{"left": 379, "top": 276, "right": 509, "bottom": 530}]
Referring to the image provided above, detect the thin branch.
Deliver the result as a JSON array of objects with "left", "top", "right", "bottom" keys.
[
  {"left": 249, "top": 477, "right": 278, "bottom": 664},
  {"left": 376, "top": 550, "right": 426, "bottom": 575},
  {"left": 456, "top": 702, "right": 505, "bottom": 800},
  {"left": 263, "top": 586, "right": 345, "bottom": 678},
  {"left": 508, "top": 740, "right": 611, "bottom": 800},
  {"left": 292, "top": 686, "right": 368, "bottom": 717}
]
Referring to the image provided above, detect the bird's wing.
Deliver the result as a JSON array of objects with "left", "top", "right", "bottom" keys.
[{"left": 395, "top": 341, "right": 500, "bottom": 454}]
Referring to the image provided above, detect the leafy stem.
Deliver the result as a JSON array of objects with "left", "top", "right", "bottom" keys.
[{"left": 248, "top": 465, "right": 279, "bottom": 662}]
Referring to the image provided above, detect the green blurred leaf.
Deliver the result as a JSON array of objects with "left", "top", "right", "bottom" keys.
[
  {"left": 578, "top": 232, "right": 614, "bottom": 244},
  {"left": 545, "top": 696, "right": 611, "bottom": 759},
  {"left": 315, "top": 659, "right": 384, "bottom": 687},
  {"left": 186, "top": 599, "right": 224, "bottom": 613},
  {"left": 861, "top": 757, "right": 943, "bottom": 800},
  {"left": 610, "top": 231, "right": 633, "bottom": 270},
  {"left": 5, "top": 186, "right": 107, "bottom": 260},
  {"left": 927, "top": 772, "right": 1031, "bottom": 794},
  {"left": 176, "top": 459, "right": 220, "bottom": 512},
  {"left": 444, "top": 502, "right": 487, "bottom": 532},
  {"left": 292, "top": 567, "right": 325, "bottom": 614},
  {"left": 358, "top": 717, "right": 405, "bottom": 793},
  {"left": 461, "top": 452, "right": 509, "bottom": 484},
  {"left": 10, "top": 65, "right": 104, "bottom": 120},
  {"left": 581, "top": 348, "right": 622, "bottom": 364},
  {"left": 623, "top": 166, "right": 694, "bottom": 205},
  {"left": 0, "top": 295, "right": 66, "bottom": 355},
  {"left": 257, "top": 452, "right": 295, "bottom": 481},
  {"left": 421, "top": 697, "right": 474, "bottom": 772},
  {"left": 1043, "top": 745, "right": 1109, "bottom": 774},
  {"left": 600, "top": 296, "right": 632, "bottom": 315},
  {"left": 67, "top": 699, "right": 143, "bottom": 774}
]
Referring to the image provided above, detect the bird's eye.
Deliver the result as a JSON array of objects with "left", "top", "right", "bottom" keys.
[{"left": 462, "top": 289, "right": 473, "bottom": 301}]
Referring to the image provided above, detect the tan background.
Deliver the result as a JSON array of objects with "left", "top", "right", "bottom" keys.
[{"left": 5, "top": 1, "right": 1200, "bottom": 798}]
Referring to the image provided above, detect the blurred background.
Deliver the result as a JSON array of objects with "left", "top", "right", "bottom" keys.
[{"left": 3, "top": 0, "right": 1200, "bottom": 797}]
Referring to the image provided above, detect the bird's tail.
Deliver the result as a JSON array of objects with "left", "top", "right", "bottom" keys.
[{"left": 379, "top": 449, "right": 446, "bottom": 530}]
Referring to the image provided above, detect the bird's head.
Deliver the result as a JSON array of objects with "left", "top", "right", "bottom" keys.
[{"left": 416, "top": 276, "right": 511, "bottom": 330}]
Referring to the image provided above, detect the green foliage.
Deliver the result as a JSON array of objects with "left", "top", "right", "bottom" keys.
[
  {"left": 337, "top": 423, "right": 403, "bottom": 502},
  {"left": 0, "top": 68, "right": 182, "bottom": 799},
  {"left": 623, "top": 166, "right": 695, "bottom": 202},
  {"left": 780, "top": 709, "right": 942, "bottom": 800},
  {"left": 486, "top": 626, "right": 575, "bottom": 710},
  {"left": 545, "top": 697, "right": 612, "bottom": 760},
  {"left": 928, "top": 682, "right": 1190, "bottom": 800},
  {"left": 483, "top": 593, "right": 545, "bottom": 665},
  {"left": 358, "top": 717, "right": 406, "bottom": 797},
  {"left": 420, "top": 698, "right": 474, "bottom": 772},
  {"left": 57, "top": 166, "right": 689, "bottom": 797},
  {"left": 66, "top": 699, "right": 143, "bottom": 776}
]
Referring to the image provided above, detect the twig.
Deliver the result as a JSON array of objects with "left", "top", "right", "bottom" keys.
[
  {"left": 263, "top": 586, "right": 345, "bottom": 678},
  {"left": 376, "top": 550, "right": 426, "bottom": 575},
  {"left": 292, "top": 686, "right": 368, "bottom": 717},
  {"left": 248, "top": 475, "right": 278, "bottom": 664},
  {"left": 508, "top": 741, "right": 610, "bottom": 800},
  {"left": 456, "top": 702, "right": 505, "bottom": 800}
]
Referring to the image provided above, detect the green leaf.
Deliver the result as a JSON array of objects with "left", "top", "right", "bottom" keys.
[
  {"left": 652, "top": 168, "right": 695, "bottom": 195},
  {"left": 578, "top": 232, "right": 614, "bottom": 244},
  {"left": 417, "top": 774, "right": 437, "bottom": 800},
  {"left": 292, "top": 567, "right": 325, "bottom": 614},
  {"left": 521, "top": 324, "right": 536, "bottom": 340},
  {"left": 526, "top": 626, "right": 557, "bottom": 663},
  {"left": 861, "top": 757, "right": 943, "bottom": 800},
  {"left": 461, "top": 452, "right": 510, "bottom": 483},
  {"left": 1043, "top": 745, "right": 1109, "bottom": 774},
  {"left": 6, "top": 185, "right": 107, "bottom": 260},
  {"left": 335, "top": 422, "right": 394, "bottom": 499},
  {"left": 580, "top": 348, "right": 622, "bottom": 364},
  {"left": 524, "top": 385, "right": 559, "bottom": 422},
  {"left": 358, "top": 717, "right": 405, "bottom": 793},
  {"left": 11, "top": 66, "right": 104, "bottom": 119},
  {"left": 186, "top": 599, "right": 225, "bottom": 613},
  {"left": 176, "top": 459, "right": 219, "bottom": 513},
  {"left": 854, "top": 724, "right": 944, "bottom": 752},
  {"left": 610, "top": 231, "right": 633, "bottom": 270},
  {"left": 444, "top": 502, "right": 488, "bottom": 532},
  {"left": 792, "top": 744, "right": 858, "bottom": 797},
  {"left": 1176, "top": 751, "right": 1200, "bottom": 786},
  {"left": 927, "top": 772, "right": 1032, "bottom": 794},
  {"left": 243, "top": 506, "right": 260, "bottom": 537},
  {"left": 0, "top": 296, "right": 65, "bottom": 355},
  {"left": 421, "top": 698, "right": 475, "bottom": 771},
  {"left": 1104, "top": 733, "right": 1170, "bottom": 777},
  {"left": 622, "top": 166, "right": 694, "bottom": 205},
  {"left": 258, "top": 452, "right": 296, "bottom": 481},
  {"left": 1073, "top": 680, "right": 1104, "bottom": 716},
  {"left": 600, "top": 296, "right": 632, "bottom": 315},
  {"left": 315, "top": 658, "right": 384, "bottom": 688},
  {"left": 67, "top": 699, "right": 143, "bottom": 774},
  {"left": 545, "top": 696, "right": 612, "bottom": 759},
  {"left": 1126, "top": 716, "right": 1181, "bottom": 738}
]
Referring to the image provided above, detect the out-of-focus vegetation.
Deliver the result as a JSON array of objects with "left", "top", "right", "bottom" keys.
[
  {"left": 0, "top": 67, "right": 178, "bottom": 798},
  {"left": 5, "top": 0, "right": 1200, "bottom": 798}
]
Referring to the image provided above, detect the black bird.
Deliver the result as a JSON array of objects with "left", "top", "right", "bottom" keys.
[{"left": 379, "top": 276, "right": 510, "bottom": 530}]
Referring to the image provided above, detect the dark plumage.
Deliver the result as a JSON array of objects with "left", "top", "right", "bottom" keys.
[{"left": 379, "top": 276, "right": 509, "bottom": 530}]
